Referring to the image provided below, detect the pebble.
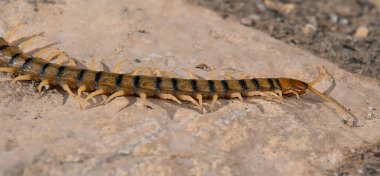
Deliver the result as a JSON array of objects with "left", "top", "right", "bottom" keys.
[
  {"left": 355, "top": 26, "right": 369, "bottom": 39},
  {"left": 240, "top": 17, "right": 255, "bottom": 26},
  {"left": 302, "top": 24, "right": 317, "bottom": 35},
  {"left": 330, "top": 13, "right": 339, "bottom": 24}
]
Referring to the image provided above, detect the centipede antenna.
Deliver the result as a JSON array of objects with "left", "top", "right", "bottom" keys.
[{"left": 307, "top": 86, "right": 357, "bottom": 126}]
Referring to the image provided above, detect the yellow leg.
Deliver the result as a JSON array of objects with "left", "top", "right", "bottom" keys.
[
  {"left": 77, "top": 85, "right": 87, "bottom": 109},
  {"left": 158, "top": 93, "right": 182, "bottom": 104},
  {"left": 85, "top": 89, "right": 107, "bottom": 102},
  {"left": 178, "top": 95, "right": 201, "bottom": 110},
  {"left": 90, "top": 58, "right": 97, "bottom": 70},
  {"left": 236, "top": 72, "right": 253, "bottom": 79},
  {"left": 55, "top": 53, "right": 66, "bottom": 65},
  {"left": 5, "top": 24, "right": 24, "bottom": 42},
  {"left": 45, "top": 51, "right": 61, "bottom": 62},
  {"left": 274, "top": 90, "right": 283, "bottom": 98},
  {"left": 160, "top": 70, "right": 175, "bottom": 78},
  {"left": 18, "top": 35, "right": 41, "bottom": 51},
  {"left": 67, "top": 57, "right": 77, "bottom": 66},
  {"left": 246, "top": 91, "right": 282, "bottom": 103},
  {"left": 154, "top": 69, "right": 162, "bottom": 77},
  {"left": 225, "top": 72, "right": 234, "bottom": 80},
  {"left": 131, "top": 67, "right": 153, "bottom": 75},
  {"left": 0, "top": 67, "right": 16, "bottom": 74},
  {"left": 153, "top": 69, "right": 175, "bottom": 78},
  {"left": 37, "top": 79, "right": 49, "bottom": 92},
  {"left": 209, "top": 68, "right": 215, "bottom": 80},
  {"left": 196, "top": 94, "right": 203, "bottom": 111},
  {"left": 182, "top": 68, "right": 196, "bottom": 79},
  {"left": 33, "top": 47, "right": 54, "bottom": 58},
  {"left": 11, "top": 74, "right": 32, "bottom": 84},
  {"left": 284, "top": 90, "right": 299, "bottom": 99},
  {"left": 138, "top": 92, "right": 147, "bottom": 107},
  {"left": 104, "top": 90, "right": 125, "bottom": 104},
  {"left": 61, "top": 83, "right": 76, "bottom": 97},
  {"left": 230, "top": 92, "right": 243, "bottom": 102},
  {"left": 211, "top": 94, "right": 218, "bottom": 112},
  {"left": 112, "top": 60, "right": 127, "bottom": 73}
]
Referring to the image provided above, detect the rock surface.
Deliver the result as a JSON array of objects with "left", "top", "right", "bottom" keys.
[{"left": 0, "top": 0, "right": 379, "bottom": 175}]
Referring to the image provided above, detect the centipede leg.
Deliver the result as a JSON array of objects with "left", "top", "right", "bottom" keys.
[
  {"left": 230, "top": 92, "right": 243, "bottom": 102},
  {"left": 225, "top": 72, "right": 234, "bottom": 80},
  {"left": 151, "top": 68, "right": 176, "bottom": 78},
  {"left": 138, "top": 92, "right": 147, "bottom": 107},
  {"left": 236, "top": 72, "right": 253, "bottom": 79},
  {"left": 182, "top": 68, "right": 197, "bottom": 79},
  {"left": 67, "top": 56, "right": 77, "bottom": 66},
  {"left": 4, "top": 24, "right": 24, "bottom": 42},
  {"left": 247, "top": 91, "right": 282, "bottom": 103},
  {"left": 209, "top": 68, "right": 215, "bottom": 80},
  {"left": 18, "top": 34, "right": 42, "bottom": 51},
  {"left": 11, "top": 74, "right": 32, "bottom": 84},
  {"left": 37, "top": 79, "right": 50, "bottom": 92},
  {"left": 33, "top": 47, "right": 55, "bottom": 58},
  {"left": 131, "top": 67, "right": 153, "bottom": 75},
  {"left": 55, "top": 53, "right": 66, "bottom": 65},
  {"left": 77, "top": 85, "right": 87, "bottom": 109},
  {"left": 61, "top": 83, "right": 76, "bottom": 98},
  {"left": 104, "top": 90, "right": 125, "bottom": 104},
  {"left": 158, "top": 93, "right": 182, "bottom": 104},
  {"left": 112, "top": 60, "right": 127, "bottom": 73},
  {"left": 85, "top": 89, "right": 107, "bottom": 103},
  {"left": 210, "top": 94, "right": 218, "bottom": 112},
  {"left": 178, "top": 95, "right": 201, "bottom": 110},
  {"left": 90, "top": 58, "right": 98, "bottom": 70},
  {"left": 0, "top": 67, "right": 16, "bottom": 74},
  {"left": 196, "top": 94, "right": 203, "bottom": 111},
  {"left": 284, "top": 90, "right": 299, "bottom": 99},
  {"left": 274, "top": 90, "right": 283, "bottom": 98},
  {"left": 45, "top": 51, "right": 61, "bottom": 62}
]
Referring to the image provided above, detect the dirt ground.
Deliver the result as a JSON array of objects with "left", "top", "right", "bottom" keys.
[
  {"left": 191, "top": 0, "right": 380, "bottom": 80},
  {"left": 0, "top": 0, "right": 380, "bottom": 176}
]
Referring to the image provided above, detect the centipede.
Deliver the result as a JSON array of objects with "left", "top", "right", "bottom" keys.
[{"left": 0, "top": 25, "right": 357, "bottom": 126}]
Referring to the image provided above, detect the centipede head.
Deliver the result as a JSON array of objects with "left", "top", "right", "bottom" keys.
[{"left": 289, "top": 79, "right": 309, "bottom": 95}]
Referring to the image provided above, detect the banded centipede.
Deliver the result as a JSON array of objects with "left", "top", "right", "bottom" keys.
[{"left": 0, "top": 26, "right": 357, "bottom": 126}]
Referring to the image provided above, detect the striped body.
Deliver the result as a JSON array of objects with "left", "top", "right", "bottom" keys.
[{"left": 0, "top": 38, "right": 308, "bottom": 100}]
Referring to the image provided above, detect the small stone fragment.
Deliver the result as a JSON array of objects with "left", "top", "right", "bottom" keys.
[
  {"left": 354, "top": 26, "right": 369, "bottom": 39},
  {"left": 240, "top": 17, "right": 256, "bottom": 27},
  {"left": 302, "top": 24, "right": 317, "bottom": 35},
  {"left": 196, "top": 63, "right": 211, "bottom": 71},
  {"left": 264, "top": 0, "right": 296, "bottom": 14}
]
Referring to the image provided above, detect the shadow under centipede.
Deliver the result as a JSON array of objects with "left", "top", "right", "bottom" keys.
[
  {"left": 117, "top": 97, "right": 137, "bottom": 112},
  {"left": 101, "top": 62, "right": 110, "bottom": 72},
  {"left": 323, "top": 76, "right": 337, "bottom": 95},
  {"left": 26, "top": 42, "right": 59, "bottom": 55},
  {"left": 10, "top": 32, "right": 45, "bottom": 46},
  {"left": 245, "top": 98, "right": 265, "bottom": 114},
  {"left": 150, "top": 99, "right": 178, "bottom": 120},
  {"left": 203, "top": 99, "right": 233, "bottom": 113}
]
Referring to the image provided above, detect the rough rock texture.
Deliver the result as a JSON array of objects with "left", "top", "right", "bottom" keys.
[{"left": 0, "top": 0, "right": 379, "bottom": 175}]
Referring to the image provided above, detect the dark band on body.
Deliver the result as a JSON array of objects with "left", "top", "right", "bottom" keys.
[
  {"left": 56, "top": 66, "right": 66, "bottom": 81},
  {"left": 21, "top": 58, "right": 33, "bottom": 70}
]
